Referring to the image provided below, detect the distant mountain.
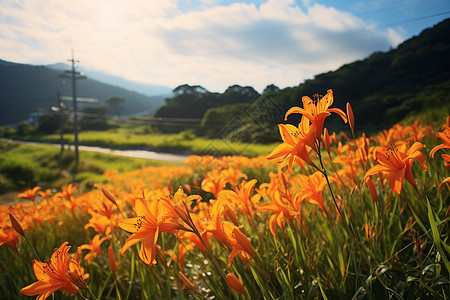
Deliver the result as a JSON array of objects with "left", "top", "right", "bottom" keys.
[
  {"left": 0, "top": 61, "right": 167, "bottom": 125},
  {"left": 45, "top": 63, "right": 173, "bottom": 96}
]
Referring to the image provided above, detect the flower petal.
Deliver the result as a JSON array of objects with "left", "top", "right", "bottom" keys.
[
  {"left": 285, "top": 106, "right": 315, "bottom": 123},
  {"left": 327, "top": 108, "right": 347, "bottom": 123},
  {"left": 278, "top": 124, "right": 299, "bottom": 146},
  {"left": 21, "top": 280, "right": 64, "bottom": 297},
  {"left": 266, "top": 143, "right": 292, "bottom": 161},
  {"left": 387, "top": 167, "right": 405, "bottom": 194}
]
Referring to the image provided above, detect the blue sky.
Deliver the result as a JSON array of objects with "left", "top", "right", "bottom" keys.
[{"left": 0, "top": 0, "right": 449, "bottom": 92}]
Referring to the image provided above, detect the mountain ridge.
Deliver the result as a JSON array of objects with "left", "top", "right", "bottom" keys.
[
  {"left": 0, "top": 61, "right": 167, "bottom": 125},
  {"left": 45, "top": 63, "right": 173, "bottom": 96}
]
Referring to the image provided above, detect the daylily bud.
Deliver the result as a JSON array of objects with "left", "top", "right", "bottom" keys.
[
  {"left": 178, "top": 272, "right": 196, "bottom": 290},
  {"left": 346, "top": 102, "right": 355, "bottom": 134},
  {"left": 365, "top": 178, "right": 378, "bottom": 203},
  {"left": 233, "top": 228, "right": 255, "bottom": 258},
  {"left": 67, "top": 271, "right": 88, "bottom": 290},
  {"left": 9, "top": 213, "right": 25, "bottom": 237},
  {"left": 226, "top": 273, "right": 245, "bottom": 294},
  {"left": 173, "top": 204, "right": 194, "bottom": 229},
  {"left": 323, "top": 128, "right": 331, "bottom": 156},
  {"left": 101, "top": 187, "right": 117, "bottom": 205},
  {"left": 167, "top": 181, "right": 173, "bottom": 194},
  {"left": 155, "top": 245, "right": 168, "bottom": 266},
  {"left": 108, "top": 245, "right": 117, "bottom": 275}
]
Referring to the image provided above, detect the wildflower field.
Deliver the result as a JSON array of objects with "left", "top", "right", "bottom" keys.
[{"left": 1, "top": 90, "right": 449, "bottom": 299}]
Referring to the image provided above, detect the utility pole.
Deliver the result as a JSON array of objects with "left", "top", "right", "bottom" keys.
[{"left": 60, "top": 50, "right": 85, "bottom": 167}]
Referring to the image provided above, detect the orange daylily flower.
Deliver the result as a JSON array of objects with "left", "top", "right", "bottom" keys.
[
  {"left": 201, "top": 169, "right": 228, "bottom": 197},
  {"left": 78, "top": 234, "right": 109, "bottom": 264},
  {"left": 84, "top": 214, "right": 113, "bottom": 236},
  {"left": 21, "top": 242, "right": 86, "bottom": 300},
  {"left": 365, "top": 142, "right": 427, "bottom": 194},
  {"left": 294, "top": 171, "right": 331, "bottom": 215},
  {"left": 217, "top": 179, "right": 261, "bottom": 220},
  {"left": 118, "top": 198, "right": 182, "bottom": 265},
  {"left": 429, "top": 116, "right": 450, "bottom": 158},
  {"left": 38, "top": 189, "right": 52, "bottom": 199},
  {"left": 284, "top": 89, "right": 347, "bottom": 140},
  {"left": 266, "top": 117, "right": 317, "bottom": 171},
  {"left": 0, "top": 225, "right": 20, "bottom": 249},
  {"left": 258, "top": 189, "right": 299, "bottom": 236},
  {"left": 17, "top": 186, "right": 41, "bottom": 201}
]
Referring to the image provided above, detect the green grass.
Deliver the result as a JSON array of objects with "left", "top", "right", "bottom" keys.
[
  {"left": 0, "top": 140, "right": 181, "bottom": 203},
  {"left": 15, "top": 128, "right": 278, "bottom": 157}
]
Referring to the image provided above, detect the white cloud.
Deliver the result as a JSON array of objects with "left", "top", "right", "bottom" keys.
[{"left": 0, "top": 0, "right": 403, "bottom": 92}]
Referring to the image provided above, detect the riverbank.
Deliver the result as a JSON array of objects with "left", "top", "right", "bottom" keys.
[
  {"left": 0, "top": 140, "right": 183, "bottom": 203},
  {"left": 3, "top": 129, "right": 277, "bottom": 157},
  {"left": 3, "top": 139, "right": 190, "bottom": 162}
]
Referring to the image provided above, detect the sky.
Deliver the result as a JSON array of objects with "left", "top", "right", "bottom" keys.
[{"left": 0, "top": 0, "right": 449, "bottom": 93}]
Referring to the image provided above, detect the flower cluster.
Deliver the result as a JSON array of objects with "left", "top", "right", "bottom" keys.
[{"left": 1, "top": 90, "right": 448, "bottom": 299}]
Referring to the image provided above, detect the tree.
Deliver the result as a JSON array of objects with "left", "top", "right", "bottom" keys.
[
  {"left": 104, "top": 96, "right": 126, "bottom": 118},
  {"left": 37, "top": 113, "right": 59, "bottom": 134},
  {"left": 263, "top": 84, "right": 280, "bottom": 94},
  {"left": 173, "top": 84, "right": 208, "bottom": 95},
  {"left": 80, "top": 106, "right": 109, "bottom": 130}
]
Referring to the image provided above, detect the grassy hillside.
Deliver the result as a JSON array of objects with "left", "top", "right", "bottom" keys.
[{"left": 0, "top": 139, "right": 181, "bottom": 201}]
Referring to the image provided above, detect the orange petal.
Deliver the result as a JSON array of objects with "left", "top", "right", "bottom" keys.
[
  {"left": 387, "top": 168, "right": 405, "bottom": 195},
  {"left": 118, "top": 217, "right": 143, "bottom": 233},
  {"left": 327, "top": 108, "right": 347, "bottom": 123},
  {"left": 439, "top": 177, "right": 450, "bottom": 192},
  {"left": 278, "top": 124, "right": 299, "bottom": 146},
  {"left": 285, "top": 106, "right": 315, "bottom": 123},
  {"left": 429, "top": 144, "right": 446, "bottom": 158},
  {"left": 364, "top": 164, "right": 393, "bottom": 180},
  {"left": 266, "top": 143, "right": 293, "bottom": 160},
  {"left": 120, "top": 231, "right": 149, "bottom": 255},
  {"left": 268, "top": 214, "right": 278, "bottom": 236},
  {"left": 21, "top": 280, "right": 64, "bottom": 297}
]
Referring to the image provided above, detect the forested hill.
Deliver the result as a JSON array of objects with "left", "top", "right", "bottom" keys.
[
  {"left": 278, "top": 17, "right": 450, "bottom": 129},
  {"left": 156, "top": 18, "right": 450, "bottom": 142},
  {"left": 0, "top": 61, "right": 166, "bottom": 125}
]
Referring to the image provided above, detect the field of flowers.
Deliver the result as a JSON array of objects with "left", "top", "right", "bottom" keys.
[{"left": 1, "top": 90, "right": 449, "bottom": 299}]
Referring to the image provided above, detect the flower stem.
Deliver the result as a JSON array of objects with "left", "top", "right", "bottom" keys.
[
  {"left": 316, "top": 148, "right": 403, "bottom": 299},
  {"left": 24, "top": 235, "right": 41, "bottom": 262},
  {"left": 193, "top": 226, "right": 237, "bottom": 299}
]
